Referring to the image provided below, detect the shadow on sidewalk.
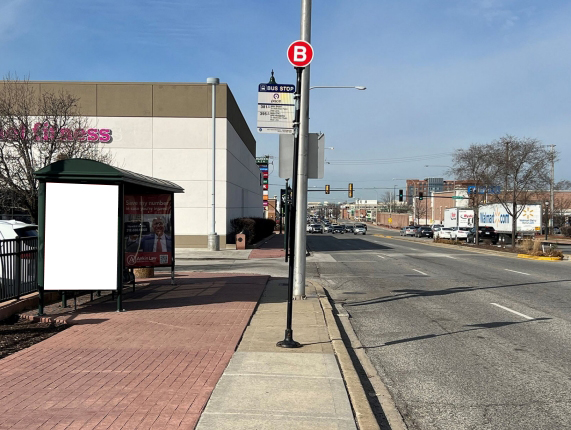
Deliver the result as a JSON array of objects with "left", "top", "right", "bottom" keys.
[{"left": 33, "top": 273, "right": 292, "bottom": 322}]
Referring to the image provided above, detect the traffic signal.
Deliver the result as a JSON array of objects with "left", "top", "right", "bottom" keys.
[
  {"left": 325, "top": 184, "right": 330, "bottom": 194},
  {"left": 348, "top": 183, "right": 353, "bottom": 198},
  {"left": 419, "top": 192, "right": 423, "bottom": 200},
  {"left": 399, "top": 189, "right": 404, "bottom": 202}
]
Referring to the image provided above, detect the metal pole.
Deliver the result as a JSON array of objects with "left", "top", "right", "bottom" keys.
[
  {"left": 293, "top": 0, "right": 311, "bottom": 300},
  {"left": 550, "top": 144, "right": 555, "bottom": 234},
  {"left": 284, "top": 179, "right": 289, "bottom": 260},
  {"left": 207, "top": 77, "right": 220, "bottom": 251},
  {"left": 277, "top": 67, "right": 303, "bottom": 349}
]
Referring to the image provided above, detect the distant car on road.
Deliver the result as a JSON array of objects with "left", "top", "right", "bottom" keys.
[
  {"left": 404, "top": 226, "right": 418, "bottom": 236},
  {"left": 354, "top": 223, "right": 367, "bottom": 231},
  {"left": 434, "top": 227, "right": 453, "bottom": 239},
  {"left": 467, "top": 226, "right": 498, "bottom": 244},
  {"left": 309, "top": 224, "right": 323, "bottom": 234},
  {"left": 354, "top": 225, "right": 366, "bottom": 235},
  {"left": 332, "top": 225, "right": 345, "bottom": 234},
  {"left": 415, "top": 226, "right": 433, "bottom": 238},
  {"left": 451, "top": 227, "right": 471, "bottom": 241},
  {"left": 345, "top": 225, "right": 354, "bottom": 233}
]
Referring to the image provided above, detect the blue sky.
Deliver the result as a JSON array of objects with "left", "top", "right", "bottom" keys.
[{"left": 2, "top": 0, "right": 570, "bottom": 201}]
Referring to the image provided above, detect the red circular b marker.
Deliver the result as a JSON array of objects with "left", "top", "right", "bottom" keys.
[{"left": 287, "top": 40, "right": 314, "bottom": 67}]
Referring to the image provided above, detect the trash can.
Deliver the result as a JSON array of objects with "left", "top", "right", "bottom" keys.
[{"left": 236, "top": 233, "right": 246, "bottom": 250}]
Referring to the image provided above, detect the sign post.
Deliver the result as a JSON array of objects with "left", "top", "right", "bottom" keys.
[{"left": 277, "top": 39, "right": 314, "bottom": 350}]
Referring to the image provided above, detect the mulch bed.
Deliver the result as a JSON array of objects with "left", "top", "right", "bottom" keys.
[{"left": 0, "top": 315, "right": 68, "bottom": 360}]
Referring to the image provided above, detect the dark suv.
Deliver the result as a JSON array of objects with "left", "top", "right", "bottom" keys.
[
  {"left": 415, "top": 226, "right": 433, "bottom": 238},
  {"left": 467, "top": 226, "right": 498, "bottom": 244}
]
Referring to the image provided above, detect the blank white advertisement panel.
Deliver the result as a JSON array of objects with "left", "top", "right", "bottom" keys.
[{"left": 44, "top": 182, "right": 119, "bottom": 291}]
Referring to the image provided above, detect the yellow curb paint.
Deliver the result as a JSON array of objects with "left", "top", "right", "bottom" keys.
[{"left": 517, "top": 254, "right": 563, "bottom": 261}]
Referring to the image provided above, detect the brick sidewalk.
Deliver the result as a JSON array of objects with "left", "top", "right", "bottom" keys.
[
  {"left": 248, "top": 234, "right": 286, "bottom": 259},
  {"left": 0, "top": 273, "right": 268, "bottom": 430}
]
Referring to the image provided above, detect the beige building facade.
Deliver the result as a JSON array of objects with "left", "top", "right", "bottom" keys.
[{"left": 30, "top": 81, "right": 262, "bottom": 248}]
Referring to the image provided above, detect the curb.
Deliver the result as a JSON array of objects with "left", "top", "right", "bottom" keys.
[
  {"left": 372, "top": 234, "right": 566, "bottom": 260},
  {"left": 517, "top": 254, "right": 563, "bottom": 261},
  {"left": 313, "top": 281, "right": 408, "bottom": 430}
]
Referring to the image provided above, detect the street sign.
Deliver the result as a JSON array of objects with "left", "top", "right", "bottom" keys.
[
  {"left": 388, "top": 218, "right": 393, "bottom": 223},
  {"left": 287, "top": 40, "right": 314, "bottom": 67},
  {"left": 451, "top": 196, "right": 464, "bottom": 199},
  {"left": 257, "top": 83, "right": 295, "bottom": 134}
]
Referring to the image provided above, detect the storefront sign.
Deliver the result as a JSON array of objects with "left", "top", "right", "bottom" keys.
[{"left": 0, "top": 123, "right": 112, "bottom": 143}]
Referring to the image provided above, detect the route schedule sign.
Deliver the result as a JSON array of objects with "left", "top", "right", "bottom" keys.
[{"left": 257, "top": 83, "right": 295, "bottom": 134}]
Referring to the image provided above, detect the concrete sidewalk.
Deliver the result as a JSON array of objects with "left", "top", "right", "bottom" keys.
[{"left": 196, "top": 279, "right": 358, "bottom": 430}]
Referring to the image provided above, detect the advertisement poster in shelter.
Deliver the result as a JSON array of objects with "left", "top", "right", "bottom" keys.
[{"left": 124, "top": 194, "right": 173, "bottom": 267}]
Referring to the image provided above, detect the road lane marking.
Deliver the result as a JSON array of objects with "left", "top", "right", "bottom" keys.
[
  {"left": 505, "top": 269, "right": 530, "bottom": 276},
  {"left": 490, "top": 303, "right": 534, "bottom": 320},
  {"left": 412, "top": 269, "right": 428, "bottom": 276},
  {"left": 376, "top": 254, "right": 386, "bottom": 259}
]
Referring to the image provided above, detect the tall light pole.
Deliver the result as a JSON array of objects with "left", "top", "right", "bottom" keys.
[
  {"left": 207, "top": 77, "right": 220, "bottom": 251},
  {"left": 292, "top": 0, "right": 312, "bottom": 300}
]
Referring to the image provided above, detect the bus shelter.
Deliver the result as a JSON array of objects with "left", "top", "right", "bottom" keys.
[{"left": 34, "top": 159, "right": 184, "bottom": 312}]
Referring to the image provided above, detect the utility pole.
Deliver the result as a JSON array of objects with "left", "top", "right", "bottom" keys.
[
  {"left": 293, "top": 0, "right": 311, "bottom": 300},
  {"left": 549, "top": 144, "right": 556, "bottom": 235}
]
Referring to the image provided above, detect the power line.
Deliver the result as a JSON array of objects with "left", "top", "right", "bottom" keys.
[{"left": 326, "top": 152, "right": 452, "bottom": 165}]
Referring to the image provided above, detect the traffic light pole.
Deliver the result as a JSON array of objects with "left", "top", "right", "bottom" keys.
[{"left": 277, "top": 66, "right": 303, "bottom": 349}]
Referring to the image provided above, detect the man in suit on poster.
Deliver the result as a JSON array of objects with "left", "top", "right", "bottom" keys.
[{"left": 141, "top": 217, "right": 172, "bottom": 252}]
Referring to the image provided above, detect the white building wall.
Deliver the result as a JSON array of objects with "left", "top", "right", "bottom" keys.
[{"left": 92, "top": 116, "right": 260, "bottom": 241}]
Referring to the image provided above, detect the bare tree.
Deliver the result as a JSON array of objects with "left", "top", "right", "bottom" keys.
[
  {"left": 449, "top": 143, "right": 498, "bottom": 244},
  {"left": 0, "top": 75, "right": 113, "bottom": 222},
  {"left": 488, "top": 135, "right": 554, "bottom": 243},
  {"left": 450, "top": 136, "right": 556, "bottom": 244},
  {"left": 555, "top": 180, "right": 571, "bottom": 190}
]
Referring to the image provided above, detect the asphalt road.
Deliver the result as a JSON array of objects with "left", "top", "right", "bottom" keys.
[{"left": 306, "top": 228, "right": 571, "bottom": 430}]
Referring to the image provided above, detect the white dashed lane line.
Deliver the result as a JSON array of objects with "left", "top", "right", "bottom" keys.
[
  {"left": 505, "top": 269, "right": 530, "bottom": 276},
  {"left": 491, "top": 303, "right": 534, "bottom": 320},
  {"left": 412, "top": 269, "right": 428, "bottom": 276}
]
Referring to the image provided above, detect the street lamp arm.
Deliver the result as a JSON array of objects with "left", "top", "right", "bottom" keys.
[{"left": 309, "top": 86, "right": 366, "bottom": 90}]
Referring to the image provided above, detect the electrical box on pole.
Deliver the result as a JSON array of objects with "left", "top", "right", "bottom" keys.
[
  {"left": 399, "top": 189, "right": 404, "bottom": 202},
  {"left": 325, "top": 184, "right": 330, "bottom": 194},
  {"left": 348, "top": 183, "right": 354, "bottom": 198}
]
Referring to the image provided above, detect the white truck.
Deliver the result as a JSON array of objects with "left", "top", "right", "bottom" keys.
[
  {"left": 478, "top": 203, "right": 542, "bottom": 242},
  {"left": 443, "top": 208, "right": 475, "bottom": 229}
]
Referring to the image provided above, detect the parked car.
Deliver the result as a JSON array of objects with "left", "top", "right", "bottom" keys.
[
  {"left": 332, "top": 225, "right": 345, "bottom": 234},
  {"left": 399, "top": 227, "right": 407, "bottom": 236},
  {"left": 0, "top": 220, "right": 38, "bottom": 293},
  {"left": 309, "top": 224, "right": 323, "bottom": 234},
  {"left": 323, "top": 224, "right": 333, "bottom": 233},
  {"left": 404, "top": 226, "right": 418, "bottom": 236},
  {"left": 354, "top": 225, "right": 366, "bottom": 235},
  {"left": 434, "top": 227, "right": 453, "bottom": 239},
  {"left": 451, "top": 227, "right": 471, "bottom": 241},
  {"left": 415, "top": 226, "right": 433, "bottom": 238},
  {"left": 467, "top": 226, "right": 498, "bottom": 244},
  {"left": 345, "top": 225, "right": 354, "bottom": 233},
  {"left": 306, "top": 223, "right": 312, "bottom": 232},
  {"left": 354, "top": 223, "right": 367, "bottom": 231}
]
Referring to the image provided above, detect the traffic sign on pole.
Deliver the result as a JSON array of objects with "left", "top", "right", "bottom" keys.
[{"left": 287, "top": 40, "right": 314, "bottom": 67}]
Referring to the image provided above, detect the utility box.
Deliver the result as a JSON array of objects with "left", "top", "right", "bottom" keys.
[{"left": 34, "top": 159, "right": 184, "bottom": 311}]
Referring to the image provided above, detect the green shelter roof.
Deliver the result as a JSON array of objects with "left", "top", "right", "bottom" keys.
[{"left": 35, "top": 159, "right": 184, "bottom": 193}]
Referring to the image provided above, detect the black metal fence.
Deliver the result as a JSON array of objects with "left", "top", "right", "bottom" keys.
[{"left": 0, "top": 237, "right": 38, "bottom": 301}]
